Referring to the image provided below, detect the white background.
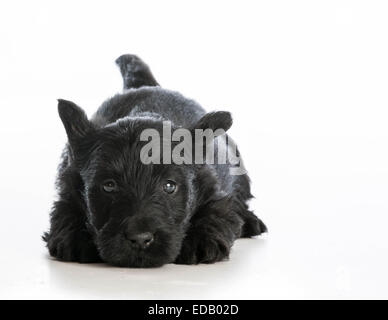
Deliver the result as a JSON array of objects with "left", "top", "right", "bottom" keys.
[{"left": 0, "top": 0, "right": 387, "bottom": 299}]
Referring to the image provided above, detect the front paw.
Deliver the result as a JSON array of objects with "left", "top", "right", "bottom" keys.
[
  {"left": 44, "top": 231, "right": 100, "bottom": 263},
  {"left": 175, "top": 233, "right": 231, "bottom": 265}
]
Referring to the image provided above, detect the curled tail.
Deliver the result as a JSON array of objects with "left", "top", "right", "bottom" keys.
[{"left": 115, "top": 54, "right": 159, "bottom": 90}]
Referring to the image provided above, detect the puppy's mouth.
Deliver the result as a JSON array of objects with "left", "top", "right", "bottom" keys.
[
  {"left": 117, "top": 236, "right": 163, "bottom": 268},
  {"left": 96, "top": 229, "right": 182, "bottom": 268}
]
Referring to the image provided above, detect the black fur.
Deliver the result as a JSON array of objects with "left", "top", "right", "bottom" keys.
[{"left": 43, "top": 54, "right": 267, "bottom": 267}]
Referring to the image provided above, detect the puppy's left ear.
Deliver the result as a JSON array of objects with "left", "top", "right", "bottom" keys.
[
  {"left": 57, "top": 99, "right": 94, "bottom": 145},
  {"left": 192, "top": 111, "right": 232, "bottom": 132}
]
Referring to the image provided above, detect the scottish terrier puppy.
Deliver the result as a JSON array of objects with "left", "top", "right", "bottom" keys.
[{"left": 43, "top": 54, "right": 267, "bottom": 267}]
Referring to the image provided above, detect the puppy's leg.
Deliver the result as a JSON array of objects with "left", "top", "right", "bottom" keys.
[
  {"left": 233, "top": 174, "right": 267, "bottom": 237},
  {"left": 43, "top": 158, "right": 100, "bottom": 263},
  {"left": 43, "top": 200, "right": 100, "bottom": 263},
  {"left": 175, "top": 197, "right": 243, "bottom": 265},
  {"left": 238, "top": 205, "right": 267, "bottom": 237},
  {"left": 115, "top": 54, "right": 159, "bottom": 89}
]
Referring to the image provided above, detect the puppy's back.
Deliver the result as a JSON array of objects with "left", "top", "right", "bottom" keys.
[{"left": 92, "top": 87, "right": 206, "bottom": 128}]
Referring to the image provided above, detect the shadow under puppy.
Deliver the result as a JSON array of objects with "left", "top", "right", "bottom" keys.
[{"left": 43, "top": 54, "right": 267, "bottom": 267}]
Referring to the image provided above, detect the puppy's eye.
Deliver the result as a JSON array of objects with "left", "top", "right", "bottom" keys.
[
  {"left": 102, "top": 180, "right": 118, "bottom": 193},
  {"left": 163, "top": 180, "right": 177, "bottom": 194}
]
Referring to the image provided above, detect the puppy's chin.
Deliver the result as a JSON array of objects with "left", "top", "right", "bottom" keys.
[
  {"left": 96, "top": 229, "right": 183, "bottom": 268},
  {"left": 106, "top": 252, "right": 170, "bottom": 268}
]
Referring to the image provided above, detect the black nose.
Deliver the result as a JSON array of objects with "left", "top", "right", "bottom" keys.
[{"left": 127, "top": 232, "right": 154, "bottom": 249}]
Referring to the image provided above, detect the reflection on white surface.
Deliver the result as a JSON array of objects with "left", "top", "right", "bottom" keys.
[
  {"left": 1, "top": 238, "right": 270, "bottom": 299},
  {"left": 46, "top": 239, "right": 267, "bottom": 299}
]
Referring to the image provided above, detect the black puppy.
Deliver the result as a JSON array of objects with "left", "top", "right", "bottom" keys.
[{"left": 43, "top": 54, "right": 267, "bottom": 267}]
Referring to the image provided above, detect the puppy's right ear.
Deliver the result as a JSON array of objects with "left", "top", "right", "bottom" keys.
[
  {"left": 193, "top": 111, "right": 233, "bottom": 132},
  {"left": 57, "top": 99, "right": 93, "bottom": 144}
]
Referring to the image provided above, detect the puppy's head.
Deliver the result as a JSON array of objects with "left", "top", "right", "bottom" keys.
[{"left": 57, "top": 99, "right": 231, "bottom": 267}]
